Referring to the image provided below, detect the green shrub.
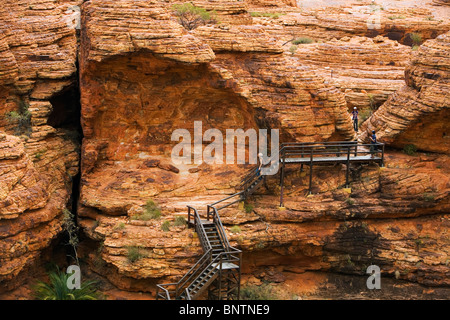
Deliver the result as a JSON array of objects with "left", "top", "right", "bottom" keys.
[
  {"left": 5, "top": 99, "right": 32, "bottom": 136},
  {"left": 244, "top": 203, "right": 254, "bottom": 213},
  {"left": 145, "top": 200, "right": 161, "bottom": 218},
  {"left": 409, "top": 32, "right": 423, "bottom": 46},
  {"left": 114, "top": 222, "right": 125, "bottom": 230},
  {"left": 33, "top": 269, "right": 100, "bottom": 300},
  {"left": 131, "top": 200, "right": 161, "bottom": 220},
  {"left": 423, "top": 193, "right": 435, "bottom": 202},
  {"left": 403, "top": 144, "right": 417, "bottom": 156},
  {"left": 126, "top": 246, "right": 147, "bottom": 263},
  {"left": 346, "top": 198, "right": 355, "bottom": 206},
  {"left": 289, "top": 45, "right": 297, "bottom": 55},
  {"left": 173, "top": 216, "right": 187, "bottom": 227},
  {"left": 230, "top": 225, "right": 242, "bottom": 234},
  {"left": 250, "top": 12, "right": 284, "bottom": 19},
  {"left": 161, "top": 220, "right": 171, "bottom": 232},
  {"left": 241, "top": 283, "right": 278, "bottom": 300},
  {"left": 292, "top": 37, "right": 314, "bottom": 45},
  {"left": 173, "top": 3, "right": 215, "bottom": 30},
  {"left": 388, "top": 15, "right": 406, "bottom": 20}
]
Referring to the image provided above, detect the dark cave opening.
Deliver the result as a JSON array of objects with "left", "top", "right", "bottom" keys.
[
  {"left": 48, "top": 84, "right": 82, "bottom": 133},
  {"left": 47, "top": 69, "right": 84, "bottom": 265}
]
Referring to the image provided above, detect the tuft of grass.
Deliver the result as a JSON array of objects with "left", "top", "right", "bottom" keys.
[
  {"left": 230, "top": 225, "right": 242, "bottom": 234},
  {"left": 173, "top": 216, "right": 187, "bottom": 227},
  {"left": 346, "top": 198, "right": 355, "bottom": 206},
  {"left": 244, "top": 203, "right": 254, "bottom": 213},
  {"left": 241, "top": 283, "right": 278, "bottom": 300},
  {"left": 423, "top": 193, "right": 435, "bottom": 202},
  {"left": 161, "top": 220, "right": 171, "bottom": 232},
  {"left": 126, "top": 246, "right": 147, "bottom": 263},
  {"left": 114, "top": 222, "right": 125, "bottom": 231},
  {"left": 5, "top": 99, "right": 32, "bottom": 136},
  {"left": 131, "top": 200, "right": 161, "bottom": 220},
  {"left": 250, "top": 12, "right": 284, "bottom": 19},
  {"left": 33, "top": 268, "right": 100, "bottom": 300},
  {"left": 409, "top": 32, "right": 423, "bottom": 46},
  {"left": 289, "top": 45, "right": 298, "bottom": 55},
  {"left": 292, "top": 37, "right": 314, "bottom": 45},
  {"left": 388, "top": 15, "right": 406, "bottom": 20},
  {"left": 34, "top": 149, "right": 46, "bottom": 160},
  {"left": 403, "top": 144, "right": 417, "bottom": 156}
]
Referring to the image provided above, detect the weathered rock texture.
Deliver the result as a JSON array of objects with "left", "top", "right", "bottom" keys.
[
  {"left": 250, "top": 3, "right": 450, "bottom": 45},
  {"left": 0, "top": 0, "right": 80, "bottom": 291},
  {"left": 360, "top": 32, "right": 450, "bottom": 153},
  {"left": 75, "top": 0, "right": 449, "bottom": 297},
  {"left": 0, "top": 0, "right": 449, "bottom": 299},
  {"left": 293, "top": 35, "right": 412, "bottom": 111}
]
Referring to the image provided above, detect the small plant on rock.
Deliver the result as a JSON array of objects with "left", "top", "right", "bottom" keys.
[
  {"left": 161, "top": 220, "right": 171, "bottom": 232},
  {"left": 409, "top": 32, "right": 423, "bottom": 47},
  {"left": 173, "top": 216, "right": 187, "bottom": 227},
  {"left": 292, "top": 37, "right": 314, "bottom": 45},
  {"left": 173, "top": 3, "right": 216, "bottom": 30},
  {"left": 126, "top": 246, "right": 147, "bottom": 263},
  {"left": 403, "top": 144, "right": 417, "bottom": 156},
  {"left": 230, "top": 225, "right": 242, "bottom": 234},
  {"left": 241, "top": 283, "right": 278, "bottom": 300},
  {"left": 33, "top": 268, "right": 100, "bottom": 300},
  {"left": 62, "top": 209, "right": 80, "bottom": 265},
  {"left": 131, "top": 200, "right": 161, "bottom": 220},
  {"left": 5, "top": 99, "right": 32, "bottom": 136},
  {"left": 346, "top": 198, "right": 355, "bottom": 206},
  {"left": 114, "top": 222, "right": 126, "bottom": 231},
  {"left": 244, "top": 202, "right": 254, "bottom": 213},
  {"left": 289, "top": 45, "right": 298, "bottom": 55}
]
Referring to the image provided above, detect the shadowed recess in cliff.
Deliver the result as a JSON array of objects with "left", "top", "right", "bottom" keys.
[
  {"left": 323, "top": 222, "right": 386, "bottom": 275},
  {"left": 80, "top": 51, "right": 258, "bottom": 161}
]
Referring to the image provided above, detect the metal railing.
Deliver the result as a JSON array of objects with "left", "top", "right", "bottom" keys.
[
  {"left": 157, "top": 140, "right": 384, "bottom": 300},
  {"left": 157, "top": 205, "right": 242, "bottom": 300}
]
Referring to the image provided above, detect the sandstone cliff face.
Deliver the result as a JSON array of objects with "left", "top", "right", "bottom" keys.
[
  {"left": 293, "top": 35, "right": 412, "bottom": 112},
  {"left": 78, "top": 0, "right": 355, "bottom": 214},
  {"left": 360, "top": 32, "right": 450, "bottom": 154},
  {"left": 0, "top": 0, "right": 449, "bottom": 299},
  {"left": 73, "top": 0, "right": 449, "bottom": 297},
  {"left": 250, "top": 2, "right": 449, "bottom": 46},
  {"left": 0, "top": 0, "right": 80, "bottom": 291}
]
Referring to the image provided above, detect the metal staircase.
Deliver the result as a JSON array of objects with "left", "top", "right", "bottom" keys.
[
  {"left": 156, "top": 141, "right": 386, "bottom": 300},
  {"left": 156, "top": 206, "right": 242, "bottom": 300}
]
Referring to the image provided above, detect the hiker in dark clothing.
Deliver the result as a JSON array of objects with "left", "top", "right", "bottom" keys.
[
  {"left": 370, "top": 130, "right": 377, "bottom": 157},
  {"left": 352, "top": 107, "right": 359, "bottom": 132},
  {"left": 256, "top": 153, "right": 263, "bottom": 179}
]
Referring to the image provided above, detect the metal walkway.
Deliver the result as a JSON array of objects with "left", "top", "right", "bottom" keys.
[
  {"left": 156, "top": 141, "right": 384, "bottom": 300},
  {"left": 277, "top": 141, "right": 384, "bottom": 207}
]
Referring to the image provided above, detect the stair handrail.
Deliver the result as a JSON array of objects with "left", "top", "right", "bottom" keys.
[
  {"left": 156, "top": 206, "right": 215, "bottom": 299},
  {"left": 188, "top": 205, "right": 212, "bottom": 252},
  {"left": 156, "top": 282, "right": 175, "bottom": 300},
  {"left": 186, "top": 248, "right": 241, "bottom": 299},
  {"left": 206, "top": 204, "right": 231, "bottom": 251},
  {"left": 176, "top": 248, "right": 213, "bottom": 298},
  {"left": 157, "top": 140, "right": 385, "bottom": 300}
]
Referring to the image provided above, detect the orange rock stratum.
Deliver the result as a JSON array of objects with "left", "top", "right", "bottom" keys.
[{"left": 0, "top": 0, "right": 449, "bottom": 300}]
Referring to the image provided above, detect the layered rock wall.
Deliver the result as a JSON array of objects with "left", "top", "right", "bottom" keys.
[
  {"left": 360, "top": 32, "right": 450, "bottom": 153},
  {"left": 0, "top": 0, "right": 80, "bottom": 291}
]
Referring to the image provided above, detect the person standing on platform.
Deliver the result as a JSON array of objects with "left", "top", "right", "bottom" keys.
[
  {"left": 351, "top": 107, "right": 359, "bottom": 132},
  {"left": 370, "top": 130, "right": 377, "bottom": 158}
]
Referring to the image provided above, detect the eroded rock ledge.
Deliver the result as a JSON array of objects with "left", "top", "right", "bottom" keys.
[{"left": 360, "top": 32, "right": 450, "bottom": 154}]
